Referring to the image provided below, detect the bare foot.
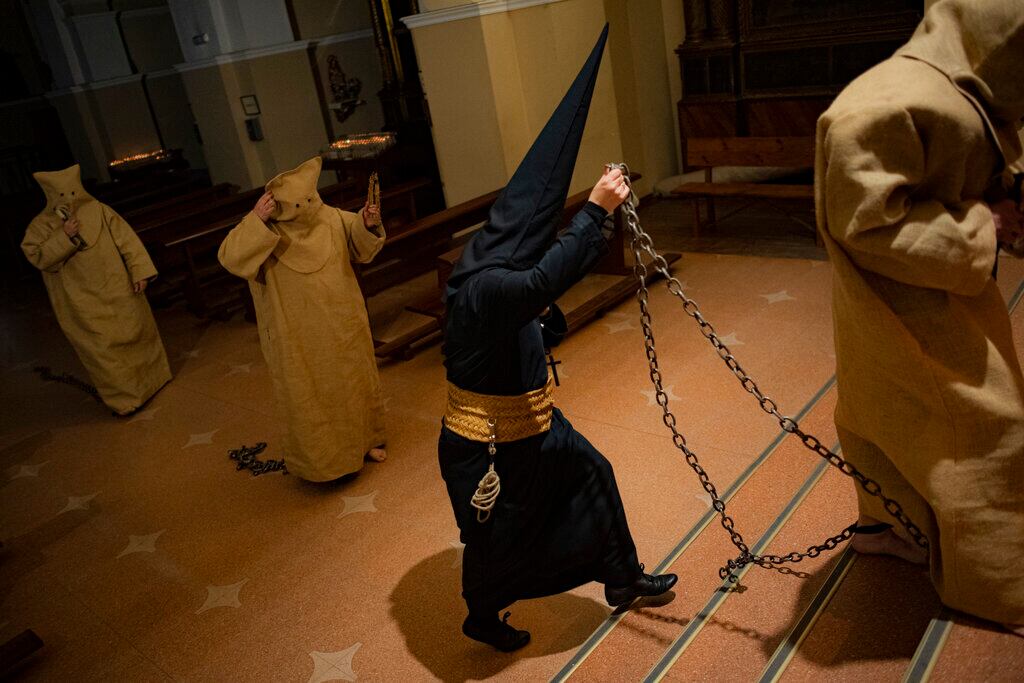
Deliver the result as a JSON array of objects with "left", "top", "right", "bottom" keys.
[
  {"left": 366, "top": 447, "right": 387, "bottom": 463},
  {"left": 1003, "top": 624, "right": 1024, "bottom": 638},
  {"left": 851, "top": 528, "right": 928, "bottom": 565}
]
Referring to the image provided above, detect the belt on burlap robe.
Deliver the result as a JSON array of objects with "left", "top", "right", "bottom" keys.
[{"left": 443, "top": 374, "right": 555, "bottom": 523}]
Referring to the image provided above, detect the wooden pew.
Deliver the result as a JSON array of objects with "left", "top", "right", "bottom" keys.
[
  {"left": 672, "top": 136, "right": 816, "bottom": 238},
  {"left": 160, "top": 177, "right": 429, "bottom": 319},
  {"left": 373, "top": 173, "right": 681, "bottom": 360},
  {"left": 99, "top": 173, "right": 210, "bottom": 214},
  {"left": 122, "top": 182, "right": 238, "bottom": 227},
  {"left": 137, "top": 176, "right": 360, "bottom": 247}
]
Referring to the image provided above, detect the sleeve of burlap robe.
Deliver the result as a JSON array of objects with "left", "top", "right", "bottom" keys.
[
  {"left": 341, "top": 208, "right": 384, "bottom": 264},
  {"left": 21, "top": 216, "right": 79, "bottom": 273},
  {"left": 105, "top": 204, "right": 158, "bottom": 282},
  {"left": 822, "top": 106, "right": 997, "bottom": 296},
  {"left": 218, "top": 212, "right": 281, "bottom": 280}
]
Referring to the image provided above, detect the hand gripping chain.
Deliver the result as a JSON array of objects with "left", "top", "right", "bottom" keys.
[{"left": 605, "top": 162, "right": 928, "bottom": 581}]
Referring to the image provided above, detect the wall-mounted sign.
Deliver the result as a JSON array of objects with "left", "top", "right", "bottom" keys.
[{"left": 240, "top": 95, "right": 261, "bottom": 116}]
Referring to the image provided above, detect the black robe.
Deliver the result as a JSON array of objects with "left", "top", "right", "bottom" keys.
[{"left": 439, "top": 204, "right": 641, "bottom": 614}]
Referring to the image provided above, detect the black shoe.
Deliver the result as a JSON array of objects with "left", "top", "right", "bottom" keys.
[
  {"left": 604, "top": 564, "right": 678, "bottom": 607},
  {"left": 462, "top": 612, "right": 531, "bottom": 652}
]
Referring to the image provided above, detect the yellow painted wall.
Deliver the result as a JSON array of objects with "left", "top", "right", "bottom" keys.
[
  {"left": 180, "top": 47, "right": 336, "bottom": 189},
  {"left": 409, "top": 0, "right": 629, "bottom": 205},
  {"left": 619, "top": 0, "right": 680, "bottom": 195},
  {"left": 407, "top": 0, "right": 684, "bottom": 204},
  {"left": 291, "top": 0, "right": 372, "bottom": 39},
  {"left": 501, "top": 1, "right": 624, "bottom": 195},
  {"left": 409, "top": 19, "right": 508, "bottom": 204},
  {"left": 179, "top": 65, "right": 254, "bottom": 187}
]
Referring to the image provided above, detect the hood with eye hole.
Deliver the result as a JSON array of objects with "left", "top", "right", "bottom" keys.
[
  {"left": 261, "top": 157, "right": 333, "bottom": 273},
  {"left": 32, "top": 163, "right": 103, "bottom": 249}
]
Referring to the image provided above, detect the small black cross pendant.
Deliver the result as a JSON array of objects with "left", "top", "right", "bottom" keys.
[{"left": 546, "top": 351, "right": 562, "bottom": 387}]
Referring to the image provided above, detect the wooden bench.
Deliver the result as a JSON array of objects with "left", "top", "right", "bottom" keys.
[
  {"left": 672, "top": 137, "right": 816, "bottom": 239},
  {"left": 122, "top": 182, "right": 238, "bottom": 228},
  {"left": 141, "top": 177, "right": 363, "bottom": 310},
  {"left": 99, "top": 173, "right": 210, "bottom": 214},
  {"left": 161, "top": 177, "right": 430, "bottom": 319}
]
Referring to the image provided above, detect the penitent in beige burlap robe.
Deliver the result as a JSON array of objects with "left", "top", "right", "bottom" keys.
[
  {"left": 21, "top": 164, "right": 171, "bottom": 415},
  {"left": 816, "top": 0, "right": 1024, "bottom": 625},
  {"left": 218, "top": 157, "right": 386, "bottom": 481}
]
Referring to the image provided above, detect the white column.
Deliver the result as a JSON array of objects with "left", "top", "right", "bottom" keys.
[
  {"left": 68, "top": 12, "right": 135, "bottom": 81},
  {"left": 168, "top": 0, "right": 293, "bottom": 63}
]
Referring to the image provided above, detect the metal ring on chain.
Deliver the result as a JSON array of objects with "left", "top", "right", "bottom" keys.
[{"left": 605, "top": 162, "right": 929, "bottom": 581}]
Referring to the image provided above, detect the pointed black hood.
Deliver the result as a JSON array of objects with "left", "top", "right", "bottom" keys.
[{"left": 445, "top": 24, "right": 609, "bottom": 299}]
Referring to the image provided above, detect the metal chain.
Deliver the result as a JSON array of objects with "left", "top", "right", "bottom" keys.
[
  {"left": 33, "top": 365, "right": 102, "bottom": 403},
  {"left": 228, "top": 442, "right": 288, "bottom": 476},
  {"left": 606, "top": 163, "right": 928, "bottom": 581}
]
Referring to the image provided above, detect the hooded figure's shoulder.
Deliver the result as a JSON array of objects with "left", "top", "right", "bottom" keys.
[{"left": 825, "top": 57, "right": 960, "bottom": 123}]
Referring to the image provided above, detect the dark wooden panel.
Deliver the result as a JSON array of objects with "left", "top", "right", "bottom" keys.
[
  {"left": 675, "top": 0, "right": 922, "bottom": 162},
  {"left": 678, "top": 101, "right": 739, "bottom": 140},
  {"left": 686, "top": 136, "right": 815, "bottom": 168},
  {"left": 673, "top": 182, "right": 813, "bottom": 199},
  {"left": 744, "top": 98, "right": 830, "bottom": 137},
  {"left": 739, "top": 0, "right": 921, "bottom": 42}
]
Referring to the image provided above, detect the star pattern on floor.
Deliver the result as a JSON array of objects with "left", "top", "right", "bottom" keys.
[
  {"left": 760, "top": 290, "right": 796, "bottom": 304},
  {"left": 718, "top": 332, "right": 744, "bottom": 347},
  {"left": 338, "top": 492, "right": 378, "bottom": 519},
  {"left": 128, "top": 407, "right": 161, "bottom": 423},
  {"left": 450, "top": 540, "right": 465, "bottom": 568},
  {"left": 226, "top": 363, "right": 252, "bottom": 376},
  {"left": 603, "top": 317, "right": 636, "bottom": 334},
  {"left": 118, "top": 530, "right": 165, "bottom": 559},
  {"left": 182, "top": 430, "right": 218, "bottom": 449},
  {"left": 641, "top": 385, "right": 680, "bottom": 407},
  {"left": 59, "top": 492, "right": 99, "bottom": 514},
  {"left": 307, "top": 644, "right": 361, "bottom": 683},
  {"left": 196, "top": 579, "right": 248, "bottom": 614},
  {"left": 10, "top": 461, "right": 49, "bottom": 480}
]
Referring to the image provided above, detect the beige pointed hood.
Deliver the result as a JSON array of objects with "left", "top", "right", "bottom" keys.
[
  {"left": 265, "top": 157, "right": 333, "bottom": 273},
  {"left": 898, "top": 0, "right": 1024, "bottom": 165},
  {"left": 32, "top": 164, "right": 102, "bottom": 249}
]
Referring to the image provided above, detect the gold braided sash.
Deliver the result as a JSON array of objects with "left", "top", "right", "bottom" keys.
[{"left": 444, "top": 374, "right": 554, "bottom": 443}]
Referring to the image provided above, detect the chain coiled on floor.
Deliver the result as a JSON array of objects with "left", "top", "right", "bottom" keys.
[
  {"left": 606, "top": 163, "right": 928, "bottom": 581},
  {"left": 228, "top": 442, "right": 288, "bottom": 476}
]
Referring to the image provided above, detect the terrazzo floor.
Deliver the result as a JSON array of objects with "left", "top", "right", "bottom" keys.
[{"left": 2, "top": 199, "right": 1023, "bottom": 681}]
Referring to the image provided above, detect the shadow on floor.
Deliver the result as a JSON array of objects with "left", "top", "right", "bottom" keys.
[
  {"left": 766, "top": 552, "right": 938, "bottom": 665},
  {"left": 390, "top": 549, "right": 609, "bottom": 682}
]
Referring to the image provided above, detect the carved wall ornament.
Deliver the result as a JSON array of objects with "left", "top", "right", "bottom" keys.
[{"left": 327, "top": 54, "right": 366, "bottom": 124}]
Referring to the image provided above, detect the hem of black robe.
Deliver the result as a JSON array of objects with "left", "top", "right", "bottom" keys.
[{"left": 464, "top": 561, "right": 605, "bottom": 615}]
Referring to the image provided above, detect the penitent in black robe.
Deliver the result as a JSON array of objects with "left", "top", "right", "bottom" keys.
[{"left": 439, "top": 203, "right": 641, "bottom": 615}]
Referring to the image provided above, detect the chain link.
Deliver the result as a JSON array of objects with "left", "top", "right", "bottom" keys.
[
  {"left": 606, "top": 163, "right": 928, "bottom": 581},
  {"left": 228, "top": 442, "right": 288, "bottom": 476},
  {"left": 34, "top": 365, "right": 102, "bottom": 403}
]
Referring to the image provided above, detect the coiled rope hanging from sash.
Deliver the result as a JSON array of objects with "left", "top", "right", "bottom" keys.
[
  {"left": 445, "top": 373, "right": 555, "bottom": 523},
  {"left": 606, "top": 162, "right": 929, "bottom": 581}
]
